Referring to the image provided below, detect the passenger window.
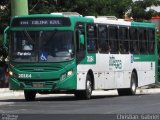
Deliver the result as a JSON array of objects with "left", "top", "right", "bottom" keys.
[
  {"left": 119, "top": 27, "right": 129, "bottom": 54},
  {"left": 148, "top": 29, "right": 155, "bottom": 54},
  {"left": 139, "top": 28, "right": 148, "bottom": 54},
  {"left": 98, "top": 25, "right": 109, "bottom": 53},
  {"left": 130, "top": 28, "right": 139, "bottom": 54},
  {"left": 109, "top": 26, "right": 118, "bottom": 53},
  {"left": 87, "top": 24, "right": 97, "bottom": 52}
]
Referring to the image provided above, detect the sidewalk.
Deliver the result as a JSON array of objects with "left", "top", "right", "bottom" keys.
[
  {"left": 1, "top": 87, "right": 160, "bottom": 98},
  {"left": 0, "top": 88, "right": 24, "bottom": 97}
]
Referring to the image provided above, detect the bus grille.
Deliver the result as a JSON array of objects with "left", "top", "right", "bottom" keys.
[
  {"left": 19, "top": 79, "right": 59, "bottom": 82},
  {"left": 19, "top": 79, "right": 58, "bottom": 86},
  {"left": 16, "top": 65, "right": 63, "bottom": 72},
  {"left": 17, "top": 66, "right": 62, "bottom": 72}
]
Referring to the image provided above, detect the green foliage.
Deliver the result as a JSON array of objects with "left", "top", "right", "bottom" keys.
[
  {"left": 29, "top": 0, "right": 56, "bottom": 14},
  {"left": 0, "top": 0, "right": 10, "bottom": 34},
  {"left": 28, "top": 0, "right": 132, "bottom": 18},
  {"left": 129, "top": 0, "right": 160, "bottom": 21},
  {"left": 27, "top": 0, "right": 160, "bottom": 20}
]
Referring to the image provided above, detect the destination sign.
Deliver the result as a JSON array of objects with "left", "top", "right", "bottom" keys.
[{"left": 11, "top": 17, "right": 71, "bottom": 27}]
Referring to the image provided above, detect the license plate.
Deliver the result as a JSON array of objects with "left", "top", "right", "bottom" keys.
[{"left": 32, "top": 83, "right": 44, "bottom": 87}]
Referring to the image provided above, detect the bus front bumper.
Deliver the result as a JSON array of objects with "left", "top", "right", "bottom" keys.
[{"left": 9, "top": 75, "right": 76, "bottom": 91}]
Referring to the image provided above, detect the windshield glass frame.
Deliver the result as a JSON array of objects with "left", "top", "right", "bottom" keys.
[{"left": 10, "top": 30, "right": 75, "bottom": 63}]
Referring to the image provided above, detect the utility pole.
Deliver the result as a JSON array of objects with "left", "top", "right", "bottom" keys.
[{"left": 11, "top": 0, "right": 28, "bottom": 16}]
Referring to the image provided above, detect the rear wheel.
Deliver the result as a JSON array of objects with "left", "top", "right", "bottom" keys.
[
  {"left": 75, "top": 74, "right": 92, "bottom": 100},
  {"left": 118, "top": 72, "right": 137, "bottom": 96},
  {"left": 129, "top": 72, "right": 137, "bottom": 95},
  {"left": 24, "top": 90, "right": 36, "bottom": 101}
]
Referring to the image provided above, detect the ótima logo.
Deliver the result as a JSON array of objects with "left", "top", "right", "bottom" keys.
[
  {"left": 109, "top": 56, "right": 122, "bottom": 69},
  {"left": 40, "top": 52, "right": 48, "bottom": 61}
]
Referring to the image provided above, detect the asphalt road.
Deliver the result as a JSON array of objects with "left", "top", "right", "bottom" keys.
[{"left": 0, "top": 93, "right": 160, "bottom": 120}]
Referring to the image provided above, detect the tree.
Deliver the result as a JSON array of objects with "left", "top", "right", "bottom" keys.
[
  {"left": 129, "top": 0, "right": 160, "bottom": 21},
  {"left": 0, "top": 0, "right": 10, "bottom": 34},
  {"left": 29, "top": 0, "right": 57, "bottom": 14},
  {"left": 28, "top": 0, "right": 132, "bottom": 18}
]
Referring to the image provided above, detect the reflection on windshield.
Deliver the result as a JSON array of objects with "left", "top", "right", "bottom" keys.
[{"left": 11, "top": 30, "right": 74, "bottom": 62}]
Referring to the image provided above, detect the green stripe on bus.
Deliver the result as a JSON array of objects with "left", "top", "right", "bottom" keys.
[
  {"left": 131, "top": 22, "right": 155, "bottom": 28},
  {"left": 80, "top": 53, "right": 96, "bottom": 64},
  {"left": 133, "top": 54, "right": 156, "bottom": 62}
]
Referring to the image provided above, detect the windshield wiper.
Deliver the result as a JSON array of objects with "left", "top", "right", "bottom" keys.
[{"left": 24, "top": 30, "right": 35, "bottom": 44}]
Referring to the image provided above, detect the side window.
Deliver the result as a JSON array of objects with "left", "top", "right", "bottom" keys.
[
  {"left": 87, "top": 24, "right": 97, "bottom": 52},
  {"left": 109, "top": 26, "right": 118, "bottom": 53},
  {"left": 148, "top": 29, "right": 155, "bottom": 54},
  {"left": 76, "top": 23, "right": 85, "bottom": 51},
  {"left": 98, "top": 25, "right": 109, "bottom": 53},
  {"left": 130, "top": 27, "right": 139, "bottom": 54},
  {"left": 119, "top": 27, "right": 129, "bottom": 54},
  {"left": 75, "top": 23, "right": 86, "bottom": 63},
  {"left": 139, "top": 28, "right": 148, "bottom": 54}
]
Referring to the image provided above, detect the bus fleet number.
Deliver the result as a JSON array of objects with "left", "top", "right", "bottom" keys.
[{"left": 18, "top": 74, "right": 32, "bottom": 78}]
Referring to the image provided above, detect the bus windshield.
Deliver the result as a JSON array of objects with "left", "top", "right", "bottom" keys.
[{"left": 11, "top": 30, "right": 74, "bottom": 62}]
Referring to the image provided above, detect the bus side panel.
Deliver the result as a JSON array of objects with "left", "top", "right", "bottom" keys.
[
  {"left": 95, "top": 54, "right": 115, "bottom": 89},
  {"left": 135, "top": 62, "right": 155, "bottom": 87},
  {"left": 113, "top": 54, "right": 132, "bottom": 89},
  {"left": 77, "top": 65, "right": 87, "bottom": 90},
  {"left": 76, "top": 54, "right": 156, "bottom": 90},
  {"left": 77, "top": 54, "right": 133, "bottom": 90}
]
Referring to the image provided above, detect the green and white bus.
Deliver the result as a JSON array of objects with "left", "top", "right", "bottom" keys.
[{"left": 3, "top": 12, "right": 158, "bottom": 101}]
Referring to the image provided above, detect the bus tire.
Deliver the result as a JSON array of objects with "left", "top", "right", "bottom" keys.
[
  {"left": 74, "top": 74, "right": 92, "bottom": 100},
  {"left": 24, "top": 90, "right": 36, "bottom": 101},
  {"left": 118, "top": 72, "right": 137, "bottom": 96},
  {"left": 129, "top": 72, "right": 137, "bottom": 95}
]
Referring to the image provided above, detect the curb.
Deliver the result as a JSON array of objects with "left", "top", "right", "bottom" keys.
[
  {"left": 0, "top": 88, "right": 160, "bottom": 98},
  {"left": 0, "top": 88, "right": 24, "bottom": 97}
]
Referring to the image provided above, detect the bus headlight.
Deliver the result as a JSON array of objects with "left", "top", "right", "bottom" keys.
[
  {"left": 60, "top": 70, "right": 73, "bottom": 81},
  {"left": 67, "top": 70, "right": 73, "bottom": 76},
  {"left": 9, "top": 71, "right": 13, "bottom": 76}
]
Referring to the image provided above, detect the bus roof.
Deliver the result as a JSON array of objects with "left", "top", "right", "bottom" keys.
[
  {"left": 94, "top": 17, "right": 131, "bottom": 26},
  {"left": 87, "top": 16, "right": 155, "bottom": 28}
]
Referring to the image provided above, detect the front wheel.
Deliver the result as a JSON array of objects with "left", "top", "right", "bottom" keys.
[
  {"left": 75, "top": 74, "right": 92, "bottom": 100},
  {"left": 24, "top": 90, "right": 36, "bottom": 101}
]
